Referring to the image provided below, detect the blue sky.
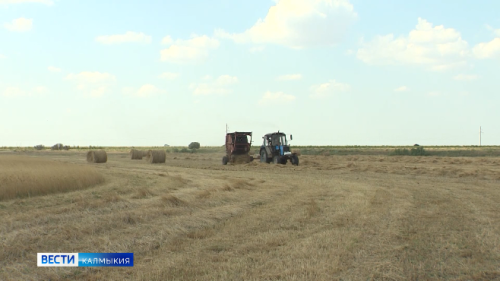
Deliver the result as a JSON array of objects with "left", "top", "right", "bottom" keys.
[{"left": 1, "top": 0, "right": 499, "bottom": 146}]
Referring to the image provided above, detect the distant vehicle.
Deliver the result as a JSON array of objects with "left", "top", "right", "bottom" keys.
[
  {"left": 164, "top": 144, "right": 170, "bottom": 147},
  {"left": 34, "top": 145, "right": 44, "bottom": 150},
  {"left": 260, "top": 132, "right": 298, "bottom": 165},
  {"left": 414, "top": 144, "right": 420, "bottom": 146}
]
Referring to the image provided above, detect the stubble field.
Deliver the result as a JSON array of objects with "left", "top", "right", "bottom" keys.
[{"left": 0, "top": 147, "right": 499, "bottom": 280}]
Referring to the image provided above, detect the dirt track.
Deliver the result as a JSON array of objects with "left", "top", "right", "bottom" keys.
[{"left": 1, "top": 151, "right": 499, "bottom": 280}]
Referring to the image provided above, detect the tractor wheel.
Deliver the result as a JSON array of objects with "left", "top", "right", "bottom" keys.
[
  {"left": 291, "top": 155, "right": 299, "bottom": 166},
  {"left": 273, "top": 156, "right": 281, "bottom": 164},
  {"left": 260, "top": 150, "right": 268, "bottom": 163},
  {"left": 222, "top": 156, "right": 228, "bottom": 165}
]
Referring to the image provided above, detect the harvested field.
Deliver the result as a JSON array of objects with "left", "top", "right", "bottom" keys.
[
  {"left": 0, "top": 149, "right": 499, "bottom": 280},
  {"left": 0, "top": 155, "right": 104, "bottom": 201}
]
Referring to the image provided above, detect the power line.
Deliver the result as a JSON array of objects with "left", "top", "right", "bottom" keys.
[{"left": 479, "top": 126, "right": 484, "bottom": 146}]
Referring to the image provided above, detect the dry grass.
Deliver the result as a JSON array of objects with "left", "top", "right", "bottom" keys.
[
  {"left": 0, "top": 155, "right": 105, "bottom": 201},
  {"left": 1, "top": 151, "right": 499, "bottom": 280},
  {"left": 196, "top": 190, "right": 211, "bottom": 199},
  {"left": 161, "top": 194, "right": 187, "bottom": 206},
  {"left": 231, "top": 154, "right": 253, "bottom": 164},
  {"left": 306, "top": 199, "right": 320, "bottom": 218},
  {"left": 134, "top": 187, "right": 155, "bottom": 198},
  {"left": 227, "top": 178, "right": 255, "bottom": 190}
]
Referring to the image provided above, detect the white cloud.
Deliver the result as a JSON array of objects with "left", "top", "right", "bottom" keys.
[
  {"left": 33, "top": 86, "right": 48, "bottom": 95},
  {"left": 190, "top": 84, "right": 231, "bottom": 96},
  {"left": 66, "top": 71, "right": 116, "bottom": 97},
  {"left": 454, "top": 74, "right": 478, "bottom": 81},
  {"left": 161, "top": 35, "right": 173, "bottom": 45},
  {"left": 215, "top": 0, "right": 357, "bottom": 49},
  {"left": 122, "top": 85, "right": 164, "bottom": 97},
  {"left": 485, "top": 24, "right": 500, "bottom": 37},
  {"left": 2, "top": 86, "right": 48, "bottom": 97},
  {"left": 4, "top": 17, "right": 32, "bottom": 32},
  {"left": 48, "top": 66, "right": 61, "bottom": 72},
  {"left": 160, "top": 35, "right": 219, "bottom": 63},
  {"left": 357, "top": 18, "right": 469, "bottom": 71},
  {"left": 473, "top": 38, "right": 500, "bottom": 59},
  {"left": 430, "top": 62, "right": 467, "bottom": 72},
  {"left": 394, "top": 86, "right": 409, "bottom": 92},
  {"left": 0, "top": 54, "right": 6, "bottom": 59},
  {"left": 277, "top": 74, "right": 302, "bottom": 81},
  {"left": 66, "top": 71, "right": 115, "bottom": 84},
  {"left": 2, "top": 87, "right": 24, "bottom": 97},
  {"left": 249, "top": 46, "right": 265, "bottom": 53},
  {"left": 0, "top": 0, "right": 53, "bottom": 5},
  {"left": 189, "top": 75, "right": 238, "bottom": 96},
  {"left": 310, "top": 79, "right": 350, "bottom": 99},
  {"left": 121, "top": 87, "right": 134, "bottom": 96},
  {"left": 259, "top": 91, "right": 296, "bottom": 105},
  {"left": 427, "top": 91, "right": 441, "bottom": 97},
  {"left": 139, "top": 85, "right": 162, "bottom": 97},
  {"left": 215, "top": 75, "right": 238, "bottom": 85},
  {"left": 88, "top": 87, "right": 107, "bottom": 98},
  {"left": 158, "top": 72, "right": 179, "bottom": 80},
  {"left": 95, "top": 31, "right": 152, "bottom": 45},
  {"left": 137, "top": 84, "right": 162, "bottom": 97}
]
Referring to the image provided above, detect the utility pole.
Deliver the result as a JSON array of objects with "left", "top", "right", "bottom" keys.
[{"left": 479, "top": 126, "right": 483, "bottom": 146}]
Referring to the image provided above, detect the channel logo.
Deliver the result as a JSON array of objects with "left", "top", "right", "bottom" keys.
[
  {"left": 37, "top": 253, "right": 78, "bottom": 267},
  {"left": 37, "top": 253, "right": 133, "bottom": 267}
]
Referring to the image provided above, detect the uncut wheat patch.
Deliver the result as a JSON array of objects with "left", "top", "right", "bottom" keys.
[{"left": 0, "top": 155, "right": 105, "bottom": 200}]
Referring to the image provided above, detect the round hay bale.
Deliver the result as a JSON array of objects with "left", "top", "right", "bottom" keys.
[
  {"left": 87, "top": 150, "right": 107, "bottom": 163},
  {"left": 145, "top": 150, "right": 166, "bottom": 164},
  {"left": 130, "top": 149, "right": 144, "bottom": 160}
]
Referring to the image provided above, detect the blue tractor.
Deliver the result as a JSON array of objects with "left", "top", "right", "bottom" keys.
[{"left": 259, "top": 132, "right": 299, "bottom": 165}]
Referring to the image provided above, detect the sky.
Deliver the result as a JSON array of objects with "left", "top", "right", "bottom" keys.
[{"left": 0, "top": 0, "right": 499, "bottom": 146}]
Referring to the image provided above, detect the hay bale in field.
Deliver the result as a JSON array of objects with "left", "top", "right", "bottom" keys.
[
  {"left": 130, "top": 149, "right": 145, "bottom": 160},
  {"left": 87, "top": 150, "right": 107, "bottom": 163},
  {"left": 145, "top": 150, "right": 166, "bottom": 164}
]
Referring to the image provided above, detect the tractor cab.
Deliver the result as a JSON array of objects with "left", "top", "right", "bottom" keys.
[
  {"left": 263, "top": 133, "right": 290, "bottom": 156},
  {"left": 260, "top": 132, "right": 298, "bottom": 165}
]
